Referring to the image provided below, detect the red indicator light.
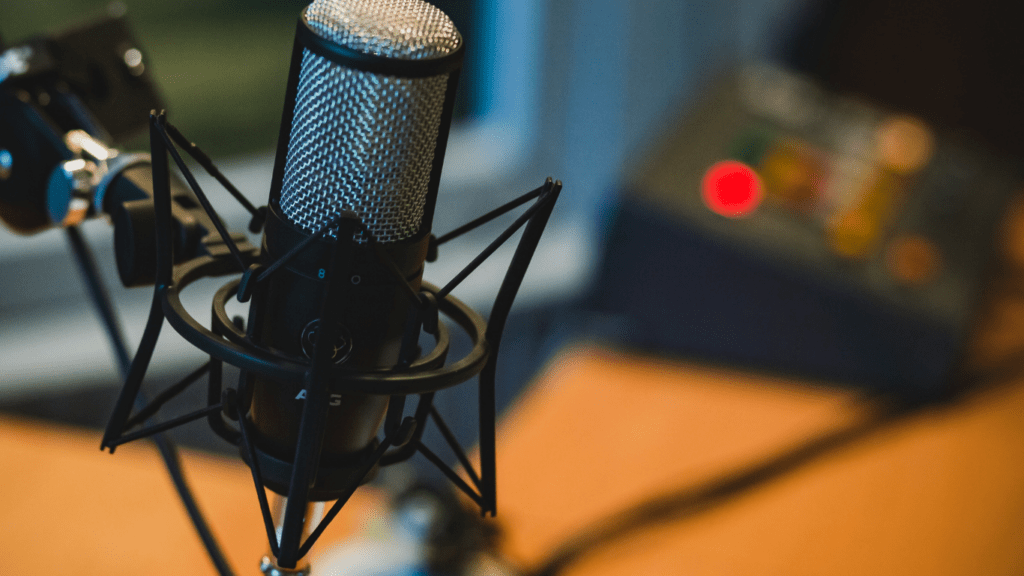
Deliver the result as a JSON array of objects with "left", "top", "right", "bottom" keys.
[{"left": 701, "top": 160, "right": 763, "bottom": 218}]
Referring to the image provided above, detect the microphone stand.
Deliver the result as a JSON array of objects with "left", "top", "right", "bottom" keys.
[
  {"left": 261, "top": 494, "right": 325, "bottom": 576},
  {"left": 65, "top": 225, "right": 237, "bottom": 576},
  {"left": 99, "top": 110, "right": 562, "bottom": 575}
]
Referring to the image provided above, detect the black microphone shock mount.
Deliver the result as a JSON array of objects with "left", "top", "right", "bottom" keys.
[{"left": 99, "top": 109, "right": 562, "bottom": 572}]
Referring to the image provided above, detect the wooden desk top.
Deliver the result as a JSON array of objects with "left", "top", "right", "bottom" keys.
[
  {"left": 5, "top": 207, "right": 1024, "bottom": 575},
  {"left": 494, "top": 344, "right": 1024, "bottom": 576},
  {"left": 0, "top": 417, "right": 383, "bottom": 574},
  {"left": 490, "top": 198, "right": 1024, "bottom": 576},
  {"left": 7, "top": 329, "right": 1024, "bottom": 576}
]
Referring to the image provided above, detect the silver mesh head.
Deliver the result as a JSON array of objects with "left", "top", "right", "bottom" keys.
[
  {"left": 279, "top": 0, "right": 461, "bottom": 242},
  {"left": 306, "top": 0, "right": 460, "bottom": 59}
]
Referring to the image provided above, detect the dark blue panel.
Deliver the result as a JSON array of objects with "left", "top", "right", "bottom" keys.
[{"left": 589, "top": 198, "right": 962, "bottom": 398}]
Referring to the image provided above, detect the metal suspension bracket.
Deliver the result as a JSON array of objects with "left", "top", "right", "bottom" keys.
[{"left": 100, "top": 110, "right": 563, "bottom": 572}]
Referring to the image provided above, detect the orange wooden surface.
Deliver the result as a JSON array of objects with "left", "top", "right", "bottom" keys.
[
  {"left": 8, "top": 334, "right": 1024, "bottom": 576},
  {"left": 6, "top": 209, "right": 1024, "bottom": 574},
  {"left": 0, "top": 418, "right": 384, "bottom": 574},
  {"left": 493, "top": 345, "right": 1024, "bottom": 575},
  {"left": 483, "top": 197, "right": 1024, "bottom": 576}
]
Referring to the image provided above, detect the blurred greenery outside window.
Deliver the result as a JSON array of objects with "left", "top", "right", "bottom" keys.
[{"left": 0, "top": 0, "right": 483, "bottom": 158}]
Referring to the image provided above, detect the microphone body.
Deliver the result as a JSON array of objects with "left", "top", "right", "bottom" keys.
[{"left": 243, "top": 0, "right": 463, "bottom": 498}]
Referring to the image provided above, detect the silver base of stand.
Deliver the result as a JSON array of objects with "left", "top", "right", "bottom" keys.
[
  {"left": 260, "top": 494, "right": 325, "bottom": 576},
  {"left": 260, "top": 555, "right": 311, "bottom": 576}
]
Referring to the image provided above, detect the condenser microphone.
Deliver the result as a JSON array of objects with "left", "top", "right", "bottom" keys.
[
  {"left": 96, "top": 1, "right": 558, "bottom": 569},
  {"left": 242, "top": 0, "right": 464, "bottom": 500}
]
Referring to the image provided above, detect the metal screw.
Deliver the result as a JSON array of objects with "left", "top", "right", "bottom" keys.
[{"left": 123, "top": 48, "right": 144, "bottom": 76}]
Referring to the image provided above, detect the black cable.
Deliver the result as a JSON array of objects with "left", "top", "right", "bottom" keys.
[
  {"left": 65, "top": 226, "right": 237, "bottom": 576},
  {"left": 525, "top": 392, "right": 909, "bottom": 576},
  {"left": 522, "top": 265, "right": 1024, "bottom": 576},
  {"left": 526, "top": 357, "right": 1024, "bottom": 576}
]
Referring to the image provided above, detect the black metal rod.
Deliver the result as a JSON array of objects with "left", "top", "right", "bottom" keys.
[
  {"left": 395, "top": 306, "right": 425, "bottom": 370},
  {"left": 124, "top": 361, "right": 211, "bottom": 431},
  {"left": 84, "top": 181, "right": 234, "bottom": 576},
  {"left": 357, "top": 221, "right": 423, "bottom": 308},
  {"left": 206, "top": 356, "right": 240, "bottom": 445},
  {"left": 157, "top": 430, "right": 237, "bottom": 576},
  {"left": 237, "top": 396, "right": 282, "bottom": 558},
  {"left": 108, "top": 404, "right": 224, "bottom": 447},
  {"left": 153, "top": 114, "right": 238, "bottom": 576},
  {"left": 415, "top": 440, "right": 483, "bottom": 506},
  {"left": 207, "top": 313, "right": 241, "bottom": 445},
  {"left": 66, "top": 226, "right": 132, "bottom": 372},
  {"left": 164, "top": 122, "right": 260, "bottom": 217},
  {"left": 296, "top": 435, "right": 395, "bottom": 558},
  {"left": 256, "top": 212, "right": 422, "bottom": 310},
  {"left": 384, "top": 307, "right": 424, "bottom": 436},
  {"left": 277, "top": 377, "right": 328, "bottom": 567},
  {"left": 152, "top": 113, "right": 177, "bottom": 287},
  {"left": 428, "top": 404, "right": 482, "bottom": 492},
  {"left": 371, "top": 240, "right": 423, "bottom": 307},
  {"left": 437, "top": 189, "right": 549, "bottom": 300},
  {"left": 155, "top": 121, "right": 247, "bottom": 272},
  {"left": 384, "top": 394, "right": 408, "bottom": 437},
  {"left": 479, "top": 179, "right": 561, "bottom": 516},
  {"left": 255, "top": 211, "right": 343, "bottom": 284},
  {"left": 434, "top": 184, "right": 545, "bottom": 246},
  {"left": 478, "top": 377, "right": 498, "bottom": 515},
  {"left": 380, "top": 392, "right": 435, "bottom": 465},
  {"left": 101, "top": 292, "right": 165, "bottom": 451},
  {"left": 100, "top": 115, "right": 174, "bottom": 444},
  {"left": 277, "top": 219, "right": 357, "bottom": 568}
]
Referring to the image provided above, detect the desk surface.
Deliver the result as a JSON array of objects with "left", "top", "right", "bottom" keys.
[
  {"left": 0, "top": 417, "right": 384, "bottom": 574},
  {"left": 491, "top": 199, "right": 1024, "bottom": 575},
  {"left": 495, "top": 344, "right": 1024, "bottom": 576},
  {"left": 7, "top": 330, "right": 1024, "bottom": 576},
  {"left": 5, "top": 214, "right": 1024, "bottom": 575}
]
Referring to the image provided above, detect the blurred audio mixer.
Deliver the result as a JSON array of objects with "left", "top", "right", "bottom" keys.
[{"left": 595, "top": 66, "right": 1020, "bottom": 396}]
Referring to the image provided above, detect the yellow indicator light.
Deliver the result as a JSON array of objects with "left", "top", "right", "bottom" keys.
[
  {"left": 886, "top": 235, "right": 942, "bottom": 285},
  {"left": 827, "top": 171, "right": 901, "bottom": 259},
  {"left": 876, "top": 115, "right": 935, "bottom": 175},
  {"left": 759, "top": 138, "right": 826, "bottom": 210}
]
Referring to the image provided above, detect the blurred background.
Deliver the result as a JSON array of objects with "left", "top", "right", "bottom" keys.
[
  {"left": 4, "top": 0, "right": 1024, "bottom": 573},
  {"left": 0, "top": 0, "right": 804, "bottom": 448}
]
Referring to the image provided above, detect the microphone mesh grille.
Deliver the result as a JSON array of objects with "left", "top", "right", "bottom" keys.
[
  {"left": 279, "top": 0, "right": 460, "bottom": 242},
  {"left": 306, "top": 0, "right": 461, "bottom": 59}
]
